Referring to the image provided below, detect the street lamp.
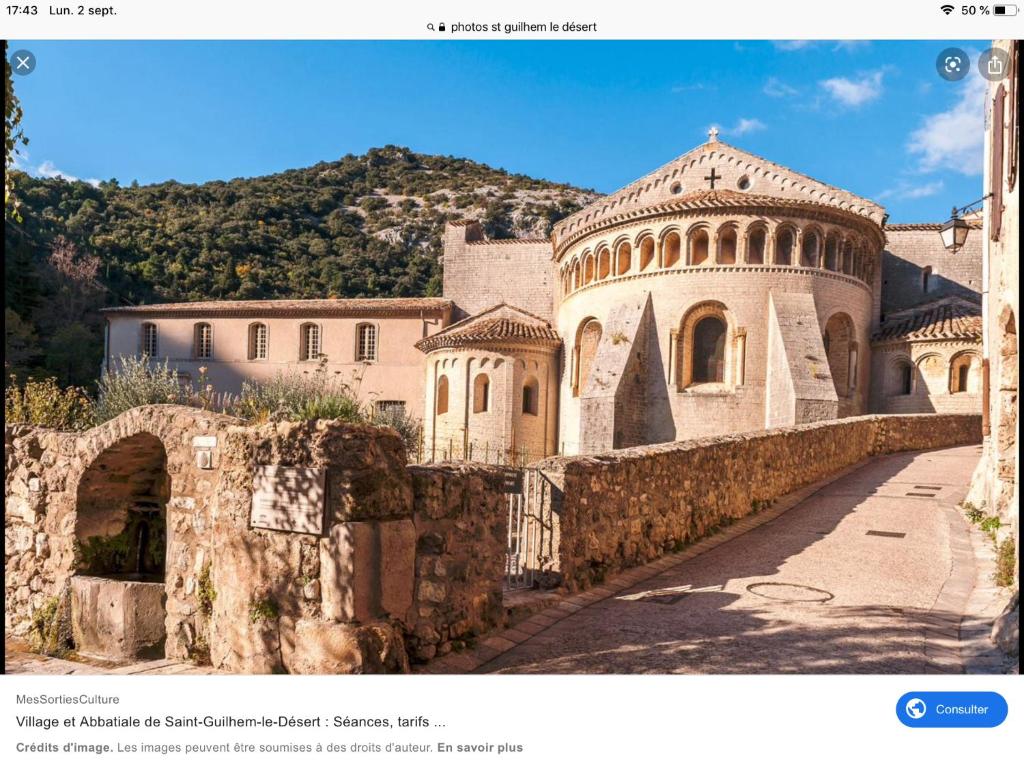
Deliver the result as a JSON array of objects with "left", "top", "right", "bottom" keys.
[
  {"left": 940, "top": 207, "right": 970, "bottom": 252},
  {"left": 940, "top": 194, "right": 992, "bottom": 253}
]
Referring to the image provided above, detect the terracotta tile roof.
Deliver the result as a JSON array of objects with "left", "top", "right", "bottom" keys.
[
  {"left": 101, "top": 297, "right": 453, "bottom": 318},
  {"left": 873, "top": 298, "right": 982, "bottom": 343},
  {"left": 884, "top": 221, "right": 982, "bottom": 231},
  {"left": 416, "top": 303, "right": 561, "bottom": 352}
]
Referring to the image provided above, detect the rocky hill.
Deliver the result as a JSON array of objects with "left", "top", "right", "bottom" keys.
[{"left": 4, "top": 146, "right": 598, "bottom": 386}]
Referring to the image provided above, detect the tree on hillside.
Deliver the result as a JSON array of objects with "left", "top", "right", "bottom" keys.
[{"left": 4, "top": 41, "right": 29, "bottom": 220}]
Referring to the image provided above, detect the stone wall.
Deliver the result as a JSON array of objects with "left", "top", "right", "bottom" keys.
[
  {"left": 881, "top": 225, "right": 982, "bottom": 316},
  {"left": 6, "top": 406, "right": 510, "bottom": 674},
  {"left": 442, "top": 221, "right": 555, "bottom": 321},
  {"left": 528, "top": 413, "right": 982, "bottom": 590},
  {"left": 407, "top": 464, "right": 507, "bottom": 662}
]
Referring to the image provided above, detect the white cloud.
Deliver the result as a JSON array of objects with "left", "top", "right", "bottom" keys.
[
  {"left": 907, "top": 70, "right": 986, "bottom": 176},
  {"left": 774, "top": 41, "right": 816, "bottom": 52},
  {"left": 764, "top": 77, "right": 799, "bottom": 98},
  {"left": 33, "top": 160, "right": 101, "bottom": 187},
  {"left": 877, "top": 179, "right": 945, "bottom": 201},
  {"left": 706, "top": 118, "right": 767, "bottom": 139},
  {"left": 731, "top": 118, "right": 767, "bottom": 136},
  {"left": 671, "top": 83, "right": 711, "bottom": 94},
  {"left": 820, "top": 70, "right": 885, "bottom": 108}
]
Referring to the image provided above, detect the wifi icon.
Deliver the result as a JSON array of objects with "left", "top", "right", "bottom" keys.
[{"left": 940, "top": 4, "right": 955, "bottom": 12}]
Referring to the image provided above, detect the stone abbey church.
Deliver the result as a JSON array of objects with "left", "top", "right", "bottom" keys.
[{"left": 103, "top": 133, "right": 984, "bottom": 461}]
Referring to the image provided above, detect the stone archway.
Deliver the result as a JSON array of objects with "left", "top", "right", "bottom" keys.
[{"left": 72, "top": 432, "right": 171, "bottom": 661}]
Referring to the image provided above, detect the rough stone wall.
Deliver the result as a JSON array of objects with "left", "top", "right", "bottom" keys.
[
  {"left": 6, "top": 406, "right": 509, "bottom": 673},
  {"left": 529, "top": 413, "right": 982, "bottom": 590},
  {"left": 442, "top": 221, "right": 555, "bottom": 321},
  {"left": 406, "top": 464, "right": 507, "bottom": 662},
  {"left": 4, "top": 406, "right": 241, "bottom": 659},
  {"left": 881, "top": 226, "right": 982, "bottom": 317}
]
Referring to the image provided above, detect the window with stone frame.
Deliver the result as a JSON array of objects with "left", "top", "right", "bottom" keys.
[
  {"left": 356, "top": 323, "right": 378, "bottom": 362},
  {"left": 248, "top": 323, "right": 268, "bottom": 360},
  {"left": 300, "top": 323, "right": 321, "bottom": 361},
  {"left": 893, "top": 359, "right": 914, "bottom": 396},
  {"left": 522, "top": 376, "right": 539, "bottom": 416},
  {"left": 375, "top": 400, "right": 406, "bottom": 419},
  {"left": 676, "top": 302, "right": 734, "bottom": 390},
  {"left": 140, "top": 322, "right": 158, "bottom": 357},
  {"left": 435, "top": 375, "right": 450, "bottom": 415},
  {"left": 949, "top": 353, "right": 978, "bottom": 394},
  {"left": 194, "top": 323, "right": 213, "bottom": 359},
  {"left": 473, "top": 373, "right": 490, "bottom": 413},
  {"left": 573, "top": 318, "right": 602, "bottom": 397}
]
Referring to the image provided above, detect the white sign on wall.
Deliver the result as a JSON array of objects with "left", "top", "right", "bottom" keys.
[{"left": 249, "top": 465, "right": 326, "bottom": 535}]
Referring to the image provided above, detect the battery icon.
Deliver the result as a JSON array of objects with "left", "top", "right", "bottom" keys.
[{"left": 994, "top": 4, "right": 1018, "bottom": 14}]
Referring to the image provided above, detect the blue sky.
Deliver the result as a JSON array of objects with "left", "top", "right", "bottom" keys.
[{"left": 10, "top": 40, "right": 989, "bottom": 222}]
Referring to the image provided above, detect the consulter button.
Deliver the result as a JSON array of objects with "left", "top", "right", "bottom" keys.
[{"left": 896, "top": 692, "right": 1007, "bottom": 728}]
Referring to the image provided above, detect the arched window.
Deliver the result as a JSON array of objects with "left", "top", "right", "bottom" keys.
[
  {"left": 801, "top": 230, "right": 819, "bottom": 268},
  {"left": 746, "top": 226, "right": 766, "bottom": 264},
  {"left": 356, "top": 323, "right": 377, "bottom": 362},
  {"left": 473, "top": 373, "right": 490, "bottom": 413},
  {"left": 775, "top": 227, "right": 795, "bottom": 265},
  {"left": 638, "top": 236, "right": 656, "bottom": 271},
  {"left": 583, "top": 254, "right": 595, "bottom": 285},
  {"left": 892, "top": 359, "right": 914, "bottom": 396},
  {"left": 615, "top": 242, "right": 632, "bottom": 275},
  {"left": 686, "top": 229, "right": 708, "bottom": 266},
  {"left": 922, "top": 266, "right": 933, "bottom": 294},
  {"left": 435, "top": 375, "right": 449, "bottom": 415},
  {"left": 717, "top": 225, "right": 738, "bottom": 265},
  {"left": 677, "top": 302, "right": 733, "bottom": 390},
  {"left": 522, "top": 375, "right": 539, "bottom": 416},
  {"left": 949, "top": 353, "right": 977, "bottom": 394},
  {"left": 597, "top": 247, "right": 611, "bottom": 280},
  {"left": 194, "top": 323, "right": 213, "bottom": 359},
  {"left": 824, "top": 235, "right": 839, "bottom": 271},
  {"left": 140, "top": 322, "right": 158, "bottom": 357},
  {"left": 300, "top": 323, "right": 321, "bottom": 361},
  {"left": 823, "top": 313, "right": 855, "bottom": 397},
  {"left": 248, "top": 323, "right": 268, "bottom": 360},
  {"left": 572, "top": 259, "right": 581, "bottom": 290},
  {"left": 692, "top": 317, "right": 727, "bottom": 383},
  {"left": 573, "top": 318, "right": 602, "bottom": 397},
  {"left": 663, "top": 231, "right": 682, "bottom": 268}
]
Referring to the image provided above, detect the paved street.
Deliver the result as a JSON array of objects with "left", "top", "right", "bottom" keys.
[{"left": 481, "top": 445, "right": 983, "bottom": 674}]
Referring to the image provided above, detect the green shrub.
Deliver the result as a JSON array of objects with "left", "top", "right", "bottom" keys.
[
  {"left": 249, "top": 597, "right": 280, "bottom": 624},
  {"left": 370, "top": 406, "right": 422, "bottom": 455},
  {"left": 995, "top": 538, "right": 1016, "bottom": 588},
  {"left": 93, "top": 355, "right": 183, "bottom": 424},
  {"left": 29, "top": 590, "right": 73, "bottom": 657},
  {"left": 5, "top": 375, "right": 94, "bottom": 430},
  {"left": 235, "top": 358, "right": 363, "bottom": 423},
  {"left": 197, "top": 563, "right": 216, "bottom": 616}
]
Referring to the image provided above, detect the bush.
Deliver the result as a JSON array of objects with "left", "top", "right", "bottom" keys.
[
  {"left": 371, "top": 406, "right": 422, "bottom": 456},
  {"left": 235, "top": 357, "right": 363, "bottom": 423},
  {"left": 29, "top": 590, "right": 73, "bottom": 657},
  {"left": 995, "top": 538, "right": 1016, "bottom": 588},
  {"left": 5, "top": 375, "right": 94, "bottom": 430},
  {"left": 92, "top": 355, "right": 183, "bottom": 424}
]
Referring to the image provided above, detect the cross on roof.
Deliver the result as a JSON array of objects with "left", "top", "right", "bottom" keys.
[
  {"left": 704, "top": 168, "right": 721, "bottom": 189},
  {"left": 707, "top": 126, "right": 720, "bottom": 142}
]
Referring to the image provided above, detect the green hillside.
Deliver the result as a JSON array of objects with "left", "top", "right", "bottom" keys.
[{"left": 4, "top": 146, "right": 597, "bottom": 387}]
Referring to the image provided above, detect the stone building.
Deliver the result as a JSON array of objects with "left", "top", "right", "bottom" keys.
[
  {"left": 103, "top": 132, "right": 985, "bottom": 460},
  {"left": 102, "top": 298, "right": 452, "bottom": 420},
  {"left": 974, "top": 39, "right": 1019, "bottom": 578}
]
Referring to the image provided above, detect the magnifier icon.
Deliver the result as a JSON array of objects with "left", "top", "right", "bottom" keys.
[{"left": 427, "top": 23, "right": 435, "bottom": 31}]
